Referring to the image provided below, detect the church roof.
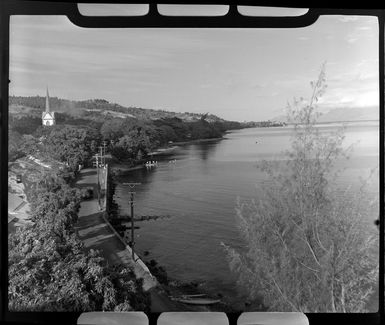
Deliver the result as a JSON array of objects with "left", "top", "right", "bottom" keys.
[
  {"left": 42, "top": 111, "right": 55, "bottom": 119},
  {"left": 42, "top": 87, "right": 55, "bottom": 123},
  {"left": 45, "top": 87, "right": 50, "bottom": 113}
]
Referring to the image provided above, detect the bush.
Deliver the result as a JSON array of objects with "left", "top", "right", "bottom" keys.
[
  {"left": 80, "top": 187, "right": 94, "bottom": 200},
  {"left": 9, "top": 176, "right": 147, "bottom": 312},
  {"left": 223, "top": 64, "right": 378, "bottom": 312},
  {"left": 146, "top": 260, "right": 169, "bottom": 285}
]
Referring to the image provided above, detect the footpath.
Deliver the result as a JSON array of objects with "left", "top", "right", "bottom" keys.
[{"left": 74, "top": 168, "right": 180, "bottom": 312}]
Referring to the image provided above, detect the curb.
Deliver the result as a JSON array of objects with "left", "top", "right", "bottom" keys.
[{"left": 101, "top": 211, "right": 158, "bottom": 291}]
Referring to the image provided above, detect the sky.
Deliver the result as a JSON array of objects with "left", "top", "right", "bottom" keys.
[{"left": 9, "top": 10, "right": 379, "bottom": 122}]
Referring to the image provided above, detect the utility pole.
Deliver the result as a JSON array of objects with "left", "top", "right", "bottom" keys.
[
  {"left": 99, "top": 142, "right": 107, "bottom": 166},
  {"left": 98, "top": 146, "right": 104, "bottom": 167},
  {"left": 98, "top": 145, "right": 107, "bottom": 204},
  {"left": 123, "top": 182, "right": 141, "bottom": 260},
  {"left": 103, "top": 140, "right": 107, "bottom": 166},
  {"left": 93, "top": 154, "right": 101, "bottom": 208}
]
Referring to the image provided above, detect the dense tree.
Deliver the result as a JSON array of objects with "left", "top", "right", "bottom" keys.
[
  {"left": 18, "top": 134, "right": 41, "bottom": 157},
  {"left": 223, "top": 64, "right": 378, "bottom": 312},
  {"left": 107, "top": 116, "right": 232, "bottom": 163},
  {"left": 153, "top": 117, "right": 190, "bottom": 141},
  {"left": 155, "top": 125, "right": 178, "bottom": 144},
  {"left": 111, "top": 129, "right": 152, "bottom": 163},
  {"left": 100, "top": 118, "right": 124, "bottom": 141},
  {"left": 8, "top": 129, "right": 25, "bottom": 161},
  {"left": 120, "top": 117, "right": 145, "bottom": 135},
  {"left": 33, "top": 125, "right": 53, "bottom": 138},
  {"left": 42, "top": 125, "right": 100, "bottom": 171},
  {"left": 9, "top": 95, "right": 260, "bottom": 168},
  {"left": 9, "top": 115, "right": 42, "bottom": 135},
  {"left": 189, "top": 119, "right": 222, "bottom": 140},
  {"left": 9, "top": 178, "right": 149, "bottom": 312}
]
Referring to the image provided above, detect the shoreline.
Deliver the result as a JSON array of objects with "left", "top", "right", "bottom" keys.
[
  {"left": 147, "top": 137, "right": 226, "bottom": 157},
  {"left": 110, "top": 164, "right": 144, "bottom": 173},
  {"left": 141, "top": 254, "right": 240, "bottom": 312},
  {"left": 110, "top": 136, "right": 227, "bottom": 174},
  {"left": 170, "top": 136, "right": 226, "bottom": 146}
]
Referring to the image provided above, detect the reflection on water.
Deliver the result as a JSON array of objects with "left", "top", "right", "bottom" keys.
[
  {"left": 194, "top": 140, "right": 222, "bottom": 161},
  {"left": 114, "top": 122, "right": 379, "bottom": 309}
]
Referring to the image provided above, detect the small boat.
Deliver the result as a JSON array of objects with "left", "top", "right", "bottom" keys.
[
  {"left": 169, "top": 296, "right": 221, "bottom": 305},
  {"left": 169, "top": 293, "right": 207, "bottom": 299},
  {"left": 145, "top": 161, "right": 158, "bottom": 168}
]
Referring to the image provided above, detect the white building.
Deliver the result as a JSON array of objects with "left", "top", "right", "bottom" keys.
[{"left": 42, "top": 88, "right": 56, "bottom": 126}]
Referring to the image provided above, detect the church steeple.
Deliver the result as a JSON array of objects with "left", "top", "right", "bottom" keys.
[
  {"left": 45, "top": 87, "right": 50, "bottom": 113},
  {"left": 42, "top": 87, "right": 55, "bottom": 126}
]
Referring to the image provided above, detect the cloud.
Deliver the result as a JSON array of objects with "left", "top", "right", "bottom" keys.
[
  {"left": 319, "top": 80, "right": 379, "bottom": 110},
  {"left": 9, "top": 15, "right": 379, "bottom": 122}
]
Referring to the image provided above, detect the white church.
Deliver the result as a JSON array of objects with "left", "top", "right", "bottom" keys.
[{"left": 42, "top": 88, "right": 56, "bottom": 126}]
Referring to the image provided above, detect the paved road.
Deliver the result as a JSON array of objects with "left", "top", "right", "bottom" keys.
[
  {"left": 74, "top": 168, "right": 180, "bottom": 312},
  {"left": 75, "top": 168, "right": 153, "bottom": 279}
]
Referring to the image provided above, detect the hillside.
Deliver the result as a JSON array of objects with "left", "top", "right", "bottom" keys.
[
  {"left": 316, "top": 106, "right": 378, "bottom": 123},
  {"left": 272, "top": 105, "right": 379, "bottom": 124},
  {"left": 9, "top": 96, "right": 224, "bottom": 123},
  {"left": 8, "top": 95, "right": 246, "bottom": 166}
]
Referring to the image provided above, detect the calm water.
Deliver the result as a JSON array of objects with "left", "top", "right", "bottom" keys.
[{"left": 114, "top": 121, "right": 379, "bottom": 308}]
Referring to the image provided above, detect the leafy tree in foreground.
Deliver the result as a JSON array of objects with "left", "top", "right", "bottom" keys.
[
  {"left": 9, "top": 178, "right": 149, "bottom": 312},
  {"left": 223, "top": 64, "right": 378, "bottom": 312},
  {"left": 8, "top": 129, "right": 25, "bottom": 161}
]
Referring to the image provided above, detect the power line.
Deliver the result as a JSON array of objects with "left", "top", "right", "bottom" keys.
[
  {"left": 118, "top": 183, "right": 171, "bottom": 263},
  {"left": 98, "top": 145, "right": 105, "bottom": 167},
  {"left": 93, "top": 154, "right": 101, "bottom": 208}
]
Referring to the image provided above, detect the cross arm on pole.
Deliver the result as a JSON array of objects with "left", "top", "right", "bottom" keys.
[
  {"left": 121, "top": 182, "right": 141, "bottom": 261},
  {"left": 122, "top": 182, "right": 142, "bottom": 189}
]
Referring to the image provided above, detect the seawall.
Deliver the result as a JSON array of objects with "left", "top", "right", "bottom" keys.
[{"left": 101, "top": 164, "right": 158, "bottom": 291}]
